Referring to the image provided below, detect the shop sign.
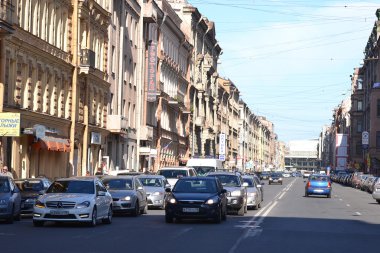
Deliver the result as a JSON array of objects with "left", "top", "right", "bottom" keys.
[
  {"left": 0, "top": 113, "right": 21, "bottom": 137},
  {"left": 147, "top": 41, "right": 157, "bottom": 102}
]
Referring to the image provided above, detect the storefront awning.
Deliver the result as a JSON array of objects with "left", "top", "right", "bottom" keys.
[{"left": 33, "top": 136, "right": 71, "bottom": 152}]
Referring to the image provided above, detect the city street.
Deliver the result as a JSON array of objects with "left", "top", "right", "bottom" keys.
[{"left": 1, "top": 177, "right": 380, "bottom": 253}]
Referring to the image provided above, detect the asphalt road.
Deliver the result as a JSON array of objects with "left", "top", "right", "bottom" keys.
[{"left": 1, "top": 177, "right": 380, "bottom": 253}]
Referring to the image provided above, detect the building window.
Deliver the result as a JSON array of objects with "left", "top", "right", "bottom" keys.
[
  {"left": 357, "top": 78, "right": 363, "bottom": 90},
  {"left": 355, "top": 141, "right": 361, "bottom": 155},
  {"left": 357, "top": 120, "right": 362, "bottom": 133},
  {"left": 377, "top": 131, "right": 380, "bottom": 149},
  {"left": 357, "top": 100, "right": 363, "bottom": 111},
  {"left": 377, "top": 99, "right": 380, "bottom": 117}
]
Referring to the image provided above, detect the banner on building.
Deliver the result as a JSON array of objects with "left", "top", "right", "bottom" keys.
[
  {"left": 0, "top": 113, "right": 21, "bottom": 137},
  {"left": 219, "top": 133, "right": 226, "bottom": 155},
  {"left": 147, "top": 41, "right": 157, "bottom": 102}
]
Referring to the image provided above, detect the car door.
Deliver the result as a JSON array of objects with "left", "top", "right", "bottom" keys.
[
  {"left": 135, "top": 178, "right": 147, "bottom": 208},
  {"left": 95, "top": 182, "right": 107, "bottom": 217}
]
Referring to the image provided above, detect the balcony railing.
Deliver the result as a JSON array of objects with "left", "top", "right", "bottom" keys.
[
  {"left": 80, "top": 49, "right": 95, "bottom": 68},
  {"left": 106, "top": 115, "right": 128, "bottom": 133},
  {"left": 0, "top": 0, "right": 15, "bottom": 35},
  {"left": 140, "top": 126, "right": 153, "bottom": 141}
]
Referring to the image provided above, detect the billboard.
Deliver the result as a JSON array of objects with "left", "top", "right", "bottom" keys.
[
  {"left": 0, "top": 113, "right": 21, "bottom": 137},
  {"left": 147, "top": 41, "right": 158, "bottom": 102}
]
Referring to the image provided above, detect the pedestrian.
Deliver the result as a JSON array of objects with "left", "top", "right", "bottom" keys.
[
  {"left": 85, "top": 170, "right": 91, "bottom": 176},
  {"left": 95, "top": 167, "right": 103, "bottom": 175},
  {"left": 1, "top": 165, "right": 13, "bottom": 179}
]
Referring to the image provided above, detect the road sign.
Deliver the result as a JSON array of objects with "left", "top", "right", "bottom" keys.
[
  {"left": 362, "top": 131, "right": 369, "bottom": 149},
  {"left": 219, "top": 154, "right": 225, "bottom": 161}
]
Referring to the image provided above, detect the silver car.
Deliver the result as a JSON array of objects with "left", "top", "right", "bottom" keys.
[
  {"left": 138, "top": 175, "right": 170, "bottom": 209},
  {"left": 0, "top": 176, "right": 21, "bottom": 223},
  {"left": 102, "top": 176, "right": 148, "bottom": 216},
  {"left": 242, "top": 175, "right": 262, "bottom": 210},
  {"left": 372, "top": 177, "right": 380, "bottom": 203}
]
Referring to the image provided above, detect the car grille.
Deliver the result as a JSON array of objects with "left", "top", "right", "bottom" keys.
[
  {"left": 46, "top": 201, "right": 76, "bottom": 209},
  {"left": 178, "top": 200, "right": 204, "bottom": 205},
  {"left": 44, "top": 214, "right": 77, "bottom": 219}
]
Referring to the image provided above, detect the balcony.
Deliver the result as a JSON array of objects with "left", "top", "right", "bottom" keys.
[
  {"left": 0, "top": 0, "right": 15, "bottom": 36},
  {"left": 80, "top": 49, "right": 95, "bottom": 73},
  {"left": 106, "top": 115, "right": 128, "bottom": 133},
  {"left": 195, "top": 116, "right": 205, "bottom": 126},
  {"left": 140, "top": 126, "right": 153, "bottom": 141},
  {"left": 143, "top": 1, "right": 157, "bottom": 23}
]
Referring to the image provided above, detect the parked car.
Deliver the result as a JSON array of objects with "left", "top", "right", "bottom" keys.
[
  {"left": 305, "top": 174, "right": 332, "bottom": 198},
  {"left": 252, "top": 174, "right": 264, "bottom": 201},
  {"left": 165, "top": 177, "right": 227, "bottom": 223},
  {"left": 207, "top": 172, "right": 248, "bottom": 216},
  {"left": 303, "top": 171, "right": 311, "bottom": 179},
  {"left": 102, "top": 176, "right": 148, "bottom": 216},
  {"left": 157, "top": 166, "right": 197, "bottom": 188},
  {"left": 371, "top": 177, "right": 380, "bottom": 203},
  {"left": 0, "top": 176, "right": 21, "bottom": 223},
  {"left": 14, "top": 178, "right": 51, "bottom": 215},
  {"left": 33, "top": 176, "right": 113, "bottom": 227},
  {"left": 269, "top": 172, "right": 283, "bottom": 185},
  {"left": 242, "top": 175, "right": 262, "bottom": 210},
  {"left": 137, "top": 175, "right": 170, "bottom": 209}
]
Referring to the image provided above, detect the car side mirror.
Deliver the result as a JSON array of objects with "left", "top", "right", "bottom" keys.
[
  {"left": 165, "top": 188, "right": 172, "bottom": 193},
  {"left": 165, "top": 184, "right": 171, "bottom": 189},
  {"left": 97, "top": 191, "right": 106, "bottom": 196}
]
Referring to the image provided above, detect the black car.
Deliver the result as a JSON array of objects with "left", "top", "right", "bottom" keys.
[
  {"left": 14, "top": 178, "right": 51, "bottom": 215},
  {"left": 260, "top": 172, "right": 270, "bottom": 180},
  {"left": 165, "top": 177, "right": 227, "bottom": 223},
  {"left": 269, "top": 173, "right": 283, "bottom": 185}
]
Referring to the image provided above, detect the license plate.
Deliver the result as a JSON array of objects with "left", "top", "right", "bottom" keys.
[
  {"left": 273, "top": 180, "right": 278, "bottom": 182},
  {"left": 183, "top": 208, "right": 199, "bottom": 213},
  {"left": 314, "top": 189, "right": 324, "bottom": 193},
  {"left": 50, "top": 210, "right": 69, "bottom": 215}
]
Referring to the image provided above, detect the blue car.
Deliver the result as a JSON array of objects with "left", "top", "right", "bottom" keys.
[{"left": 305, "top": 174, "right": 331, "bottom": 198}]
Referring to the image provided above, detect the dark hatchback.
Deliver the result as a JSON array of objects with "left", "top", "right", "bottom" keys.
[
  {"left": 14, "top": 178, "right": 51, "bottom": 215},
  {"left": 165, "top": 177, "right": 227, "bottom": 223}
]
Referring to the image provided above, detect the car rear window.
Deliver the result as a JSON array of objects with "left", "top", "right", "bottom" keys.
[
  {"left": 158, "top": 169, "right": 187, "bottom": 179},
  {"left": 139, "top": 178, "right": 163, "bottom": 187},
  {"left": 0, "top": 178, "right": 10, "bottom": 193},
  {"left": 102, "top": 178, "right": 133, "bottom": 190},
  {"left": 310, "top": 176, "right": 329, "bottom": 181},
  {"left": 15, "top": 180, "right": 43, "bottom": 192}
]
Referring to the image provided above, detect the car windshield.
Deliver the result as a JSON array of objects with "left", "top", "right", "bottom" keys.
[
  {"left": 209, "top": 175, "right": 240, "bottom": 187},
  {"left": 191, "top": 166, "right": 215, "bottom": 176},
  {"left": 173, "top": 179, "right": 217, "bottom": 193},
  {"left": 15, "top": 180, "right": 43, "bottom": 192},
  {"left": 158, "top": 169, "right": 187, "bottom": 179},
  {"left": 139, "top": 177, "right": 163, "bottom": 187},
  {"left": 243, "top": 177, "right": 254, "bottom": 187},
  {"left": 102, "top": 179, "right": 133, "bottom": 190},
  {"left": 309, "top": 175, "right": 329, "bottom": 181},
  {"left": 0, "top": 178, "right": 10, "bottom": 193},
  {"left": 46, "top": 180, "right": 94, "bottom": 194}
]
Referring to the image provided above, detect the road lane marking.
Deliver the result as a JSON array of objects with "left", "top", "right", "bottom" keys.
[
  {"left": 174, "top": 227, "right": 193, "bottom": 238},
  {"left": 354, "top": 212, "right": 362, "bottom": 216},
  {"left": 346, "top": 204, "right": 350, "bottom": 207},
  {"left": 278, "top": 192, "right": 286, "bottom": 200}
]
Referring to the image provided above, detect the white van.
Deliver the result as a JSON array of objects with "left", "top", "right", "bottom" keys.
[
  {"left": 186, "top": 158, "right": 225, "bottom": 176},
  {"left": 157, "top": 166, "right": 197, "bottom": 188}
]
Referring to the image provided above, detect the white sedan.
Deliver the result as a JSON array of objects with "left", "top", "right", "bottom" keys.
[{"left": 33, "top": 177, "right": 113, "bottom": 227}]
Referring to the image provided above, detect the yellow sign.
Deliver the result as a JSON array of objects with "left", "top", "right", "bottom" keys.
[{"left": 0, "top": 113, "right": 21, "bottom": 137}]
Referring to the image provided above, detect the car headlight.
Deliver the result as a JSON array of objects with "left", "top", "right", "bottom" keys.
[
  {"left": 168, "top": 198, "right": 176, "bottom": 204},
  {"left": 124, "top": 196, "right": 131, "bottom": 201},
  {"left": 76, "top": 201, "right": 91, "bottom": 209},
  {"left": 153, "top": 192, "right": 163, "bottom": 196},
  {"left": 269, "top": 177, "right": 273, "bottom": 180},
  {"left": 35, "top": 200, "right": 45, "bottom": 208},
  {"left": 206, "top": 197, "right": 219, "bottom": 205},
  {"left": 25, "top": 198, "right": 36, "bottom": 203},
  {"left": 231, "top": 190, "right": 242, "bottom": 197}
]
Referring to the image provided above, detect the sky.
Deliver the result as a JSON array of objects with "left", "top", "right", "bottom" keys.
[{"left": 187, "top": 0, "right": 379, "bottom": 143}]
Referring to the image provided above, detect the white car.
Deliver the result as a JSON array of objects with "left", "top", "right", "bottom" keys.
[
  {"left": 33, "top": 177, "right": 113, "bottom": 227},
  {"left": 157, "top": 166, "right": 197, "bottom": 188}
]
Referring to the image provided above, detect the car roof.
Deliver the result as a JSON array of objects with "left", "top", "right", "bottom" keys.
[
  {"left": 158, "top": 166, "right": 193, "bottom": 170},
  {"left": 207, "top": 172, "right": 239, "bottom": 176},
  {"left": 177, "top": 176, "right": 217, "bottom": 181},
  {"left": 137, "top": 175, "right": 165, "bottom": 178},
  {"left": 101, "top": 175, "right": 137, "bottom": 179},
  {"left": 56, "top": 176, "right": 97, "bottom": 181}
]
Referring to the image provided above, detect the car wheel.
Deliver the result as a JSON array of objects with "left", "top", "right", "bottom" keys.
[
  {"left": 165, "top": 214, "right": 173, "bottom": 223},
  {"left": 244, "top": 204, "right": 248, "bottom": 213},
  {"left": 14, "top": 204, "right": 21, "bottom": 221},
  {"left": 237, "top": 205, "right": 245, "bottom": 216},
  {"left": 258, "top": 202, "right": 261, "bottom": 208},
  {"left": 88, "top": 207, "right": 97, "bottom": 227},
  {"left": 102, "top": 206, "right": 112, "bottom": 224},
  {"left": 33, "top": 220, "right": 44, "bottom": 227},
  {"left": 132, "top": 201, "right": 139, "bottom": 217},
  {"left": 327, "top": 193, "right": 331, "bottom": 198},
  {"left": 376, "top": 200, "right": 380, "bottom": 204},
  {"left": 305, "top": 192, "right": 309, "bottom": 197},
  {"left": 6, "top": 214, "right": 14, "bottom": 224},
  {"left": 222, "top": 207, "right": 227, "bottom": 221},
  {"left": 214, "top": 207, "right": 222, "bottom": 224},
  {"left": 142, "top": 203, "right": 148, "bottom": 214}
]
